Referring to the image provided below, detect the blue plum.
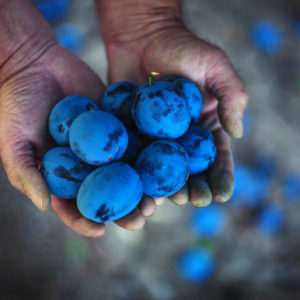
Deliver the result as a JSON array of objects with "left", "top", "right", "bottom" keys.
[
  {"left": 256, "top": 204, "right": 284, "bottom": 236},
  {"left": 230, "top": 163, "right": 270, "bottom": 209},
  {"left": 77, "top": 162, "right": 143, "bottom": 223},
  {"left": 163, "top": 77, "right": 203, "bottom": 122},
  {"left": 54, "top": 23, "right": 85, "bottom": 55},
  {"left": 176, "top": 126, "right": 216, "bottom": 175},
  {"left": 101, "top": 81, "right": 138, "bottom": 119},
  {"left": 33, "top": 0, "right": 71, "bottom": 23},
  {"left": 177, "top": 247, "right": 215, "bottom": 283},
  {"left": 121, "top": 129, "right": 141, "bottom": 164},
  {"left": 135, "top": 140, "right": 189, "bottom": 197},
  {"left": 250, "top": 21, "right": 283, "bottom": 55},
  {"left": 282, "top": 174, "right": 300, "bottom": 202},
  {"left": 190, "top": 205, "right": 225, "bottom": 238},
  {"left": 41, "top": 147, "right": 94, "bottom": 199},
  {"left": 69, "top": 111, "right": 128, "bottom": 165},
  {"left": 131, "top": 81, "right": 191, "bottom": 138},
  {"left": 49, "top": 95, "right": 99, "bottom": 146}
]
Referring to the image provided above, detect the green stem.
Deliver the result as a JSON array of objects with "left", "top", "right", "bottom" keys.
[{"left": 148, "top": 72, "right": 160, "bottom": 87}]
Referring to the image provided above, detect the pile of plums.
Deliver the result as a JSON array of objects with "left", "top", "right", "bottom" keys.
[{"left": 41, "top": 75, "right": 217, "bottom": 223}]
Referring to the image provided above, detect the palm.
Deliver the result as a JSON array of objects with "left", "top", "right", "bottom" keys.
[
  {"left": 0, "top": 45, "right": 111, "bottom": 236},
  {"left": 107, "top": 28, "right": 248, "bottom": 205}
]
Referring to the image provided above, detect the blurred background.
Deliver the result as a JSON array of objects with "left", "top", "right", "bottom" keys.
[{"left": 1, "top": 0, "right": 300, "bottom": 299}]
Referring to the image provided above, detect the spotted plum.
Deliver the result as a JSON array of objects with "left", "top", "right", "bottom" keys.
[
  {"left": 177, "top": 126, "right": 216, "bottom": 175},
  {"left": 163, "top": 77, "right": 203, "bottom": 122},
  {"left": 135, "top": 140, "right": 190, "bottom": 197},
  {"left": 77, "top": 162, "right": 143, "bottom": 223},
  {"left": 69, "top": 111, "right": 128, "bottom": 165},
  {"left": 41, "top": 147, "right": 94, "bottom": 199},
  {"left": 131, "top": 81, "right": 191, "bottom": 139},
  {"left": 101, "top": 81, "right": 138, "bottom": 118},
  {"left": 49, "top": 95, "right": 99, "bottom": 145}
]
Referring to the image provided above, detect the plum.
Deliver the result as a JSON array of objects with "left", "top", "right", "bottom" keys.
[
  {"left": 177, "top": 247, "right": 215, "bottom": 283},
  {"left": 41, "top": 147, "right": 94, "bottom": 199},
  {"left": 101, "top": 81, "right": 138, "bottom": 120},
  {"left": 69, "top": 110, "right": 128, "bottom": 165},
  {"left": 121, "top": 129, "right": 141, "bottom": 165},
  {"left": 177, "top": 126, "right": 216, "bottom": 175},
  {"left": 131, "top": 80, "right": 191, "bottom": 139},
  {"left": 49, "top": 95, "right": 99, "bottom": 146},
  {"left": 77, "top": 162, "right": 143, "bottom": 223},
  {"left": 163, "top": 77, "right": 203, "bottom": 122},
  {"left": 135, "top": 140, "right": 190, "bottom": 197}
]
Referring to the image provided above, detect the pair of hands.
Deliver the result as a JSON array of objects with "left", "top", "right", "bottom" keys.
[{"left": 0, "top": 22, "right": 248, "bottom": 237}]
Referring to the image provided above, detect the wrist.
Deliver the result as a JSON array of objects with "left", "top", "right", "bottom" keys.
[
  {"left": 0, "top": 0, "right": 57, "bottom": 83},
  {"left": 96, "top": 0, "right": 184, "bottom": 48}
]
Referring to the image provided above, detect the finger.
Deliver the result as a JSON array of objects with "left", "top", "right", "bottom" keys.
[
  {"left": 0, "top": 141, "right": 51, "bottom": 211},
  {"left": 189, "top": 174, "right": 212, "bottom": 207},
  {"left": 51, "top": 196, "right": 106, "bottom": 238},
  {"left": 168, "top": 184, "right": 189, "bottom": 206},
  {"left": 113, "top": 208, "right": 145, "bottom": 231},
  {"left": 206, "top": 49, "right": 248, "bottom": 138},
  {"left": 209, "top": 125, "right": 234, "bottom": 203},
  {"left": 138, "top": 196, "right": 156, "bottom": 217},
  {"left": 154, "top": 197, "right": 165, "bottom": 206}
]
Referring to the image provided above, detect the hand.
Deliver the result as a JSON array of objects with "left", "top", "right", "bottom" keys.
[
  {"left": 0, "top": 41, "right": 151, "bottom": 237},
  {"left": 105, "top": 26, "right": 248, "bottom": 207}
]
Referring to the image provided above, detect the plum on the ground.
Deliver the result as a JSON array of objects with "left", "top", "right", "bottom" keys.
[
  {"left": 41, "top": 147, "right": 94, "bottom": 199},
  {"left": 49, "top": 95, "right": 99, "bottom": 146},
  {"left": 256, "top": 204, "right": 284, "bottom": 236},
  {"left": 190, "top": 205, "right": 225, "bottom": 238},
  {"left": 77, "top": 162, "right": 143, "bottom": 223},
  {"left": 250, "top": 20, "right": 283, "bottom": 55},
  {"left": 135, "top": 140, "right": 190, "bottom": 197},
  {"left": 163, "top": 77, "right": 203, "bottom": 122},
  {"left": 177, "top": 247, "right": 215, "bottom": 283},
  {"left": 54, "top": 23, "right": 85, "bottom": 55},
  {"left": 101, "top": 81, "right": 138, "bottom": 121},
  {"left": 33, "top": 0, "right": 71, "bottom": 23},
  {"left": 131, "top": 81, "right": 191, "bottom": 139},
  {"left": 69, "top": 110, "right": 128, "bottom": 165},
  {"left": 176, "top": 126, "right": 216, "bottom": 175}
]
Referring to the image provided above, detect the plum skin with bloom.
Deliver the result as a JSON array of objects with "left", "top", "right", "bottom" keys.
[
  {"left": 163, "top": 77, "right": 203, "bottom": 122},
  {"left": 49, "top": 95, "right": 99, "bottom": 146},
  {"left": 69, "top": 110, "right": 128, "bottom": 166},
  {"left": 131, "top": 81, "right": 191, "bottom": 139},
  {"left": 135, "top": 140, "right": 190, "bottom": 197},
  {"left": 77, "top": 162, "right": 143, "bottom": 223},
  {"left": 177, "top": 126, "right": 217, "bottom": 175},
  {"left": 41, "top": 147, "right": 94, "bottom": 199}
]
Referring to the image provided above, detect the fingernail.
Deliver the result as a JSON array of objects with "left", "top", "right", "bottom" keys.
[
  {"left": 190, "top": 179, "right": 212, "bottom": 207},
  {"left": 27, "top": 187, "right": 49, "bottom": 211},
  {"left": 233, "top": 114, "right": 243, "bottom": 139},
  {"left": 213, "top": 174, "right": 234, "bottom": 203}
]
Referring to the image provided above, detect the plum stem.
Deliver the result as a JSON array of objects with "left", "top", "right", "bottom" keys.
[{"left": 149, "top": 72, "right": 160, "bottom": 87}]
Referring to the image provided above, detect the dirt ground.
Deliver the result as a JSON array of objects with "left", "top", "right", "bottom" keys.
[{"left": 1, "top": 0, "right": 300, "bottom": 299}]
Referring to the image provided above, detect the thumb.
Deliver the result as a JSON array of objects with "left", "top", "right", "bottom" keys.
[
  {"left": 1, "top": 141, "right": 50, "bottom": 211},
  {"left": 206, "top": 49, "right": 248, "bottom": 138}
]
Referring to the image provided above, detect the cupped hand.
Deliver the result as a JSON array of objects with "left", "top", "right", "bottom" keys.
[
  {"left": 106, "top": 26, "right": 248, "bottom": 208},
  {"left": 0, "top": 42, "right": 151, "bottom": 237}
]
